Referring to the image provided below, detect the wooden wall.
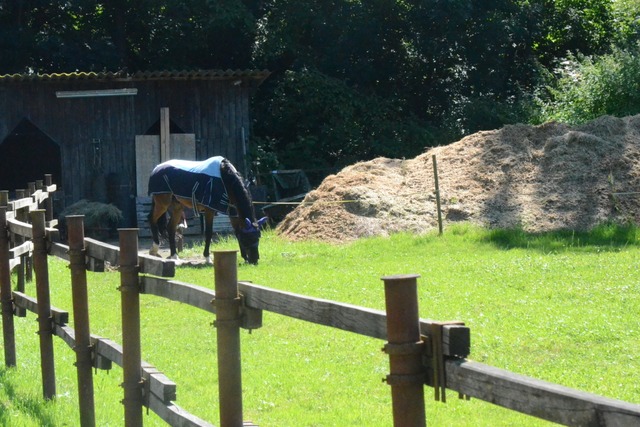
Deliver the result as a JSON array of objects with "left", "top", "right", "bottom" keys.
[{"left": 0, "top": 71, "right": 267, "bottom": 225}]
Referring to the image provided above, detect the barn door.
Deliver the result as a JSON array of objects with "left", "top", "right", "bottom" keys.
[
  {"left": 134, "top": 133, "right": 196, "bottom": 236},
  {"left": 134, "top": 133, "right": 196, "bottom": 196}
]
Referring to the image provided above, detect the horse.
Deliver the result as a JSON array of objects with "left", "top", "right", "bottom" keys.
[{"left": 147, "top": 156, "right": 267, "bottom": 264}]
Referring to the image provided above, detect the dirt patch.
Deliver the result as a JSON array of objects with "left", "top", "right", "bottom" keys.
[{"left": 277, "top": 115, "right": 640, "bottom": 243}]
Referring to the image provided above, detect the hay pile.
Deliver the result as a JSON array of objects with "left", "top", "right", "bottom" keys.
[{"left": 277, "top": 115, "right": 640, "bottom": 243}]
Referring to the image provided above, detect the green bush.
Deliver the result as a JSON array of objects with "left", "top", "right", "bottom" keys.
[
  {"left": 59, "top": 199, "right": 123, "bottom": 239},
  {"left": 537, "top": 46, "right": 640, "bottom": 124}
]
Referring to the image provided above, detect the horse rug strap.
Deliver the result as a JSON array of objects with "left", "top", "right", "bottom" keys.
[{"left": 148, "top": 156, "right": 237, "bottom": 216}]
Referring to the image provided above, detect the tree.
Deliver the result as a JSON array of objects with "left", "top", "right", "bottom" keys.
[
  {"left": 0, "top": 1, "right": 634, "bottom": 179},
  {"left": 537, "top": 47, "right": 640, "bottom": 124},
  {"left": 252, "top": 68, "right": 438, "bottom": 172},
  {"left": 0, "top": 0, "right": 261, "bottom": 73},
  {"left": 253, "top": 0, "right": 542, "bottom": 163},
  {"left": 611, "top": 0, "right": 640, "bottom": 48},
  {"left": 531, "top": 0, "right": 616, "bottom": 66}
]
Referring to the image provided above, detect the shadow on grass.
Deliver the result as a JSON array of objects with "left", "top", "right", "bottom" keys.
[
  {"left": 0, "top": 367, "right": 57, "bottom": 426},
  {"left": 481, "top": 222, "right": 640, "bottom": 252}
]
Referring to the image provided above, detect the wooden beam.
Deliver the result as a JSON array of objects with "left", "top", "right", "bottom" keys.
[
  {"left": 160, "top": 107, "right": 170, "bottom": 162},
  {"left": 147, "top": 396, "right": 214, "bottom": 427},
  {"left": 55, "top": 324, "right": 76, "bottom": 349},
  {"left": 138, "top": 252, "right": 176, "bottom": 277},
  {"left": 84, "top": 237, "right": 175, "bottom": 277},
  {"left": 445, "top": 359, "right": 640, "bottom": 426},
  {"left": 10, "top": 241, "right": 33, "bottom": 258},
  {"left": 9, "top": 197, "right": 35, "bottom": 211},
  {"left": 84, "top": 238, "right": 119, "bottom": 264},
  {"left": 141, "top": 276, "right": 215, "bottom": 313},
  {"left": 49, "top": 242, "right": 69, "bottom": 261},
  {"left": 7, "top": 218, "right": 32, "bottom": 239},
  {"left": 93, "top": 336, "right": 123, "bottom": 367},
  {"left": 237, "top": 281, "right": 469, "bottom": 357},
  {"left": 142, "top": 363, "right": 177, "bottom": 403},
  {"left": 12, "top": 291, "right": 69, "bottom": 325},
  {"left": 9, "top": 257, "right": 21, "bottom": 271}
]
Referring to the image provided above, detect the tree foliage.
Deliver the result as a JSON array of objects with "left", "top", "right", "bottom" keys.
[
  {"left": 537, "top": 46, "right": 640, "bottom": 124},
  {"left": 253, "top": 68, "right": 439, "bottom": 171},
  {"left": 531, "top": 0, "right": 616, "bottom": 65},
  {"left": 0, "top": 0, "right": 261, "bottom": 73},
  {"left": 0, "top": 0, "right": 634, "bottom": 175},
  {"left": 252, "top": 0, "right": 548, "bottom": 168}
]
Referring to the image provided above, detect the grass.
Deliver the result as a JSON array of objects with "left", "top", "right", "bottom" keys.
[{"left": 1, "top": 223, "right": 640, "bottom": 426}]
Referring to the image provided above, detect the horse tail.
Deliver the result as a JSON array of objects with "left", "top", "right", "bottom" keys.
[
  {"left": 157, "top": 211, "right": 168, "bottom": 238},
  {"left": 148, "top": 197, "right": 169, "bottom": 239}
]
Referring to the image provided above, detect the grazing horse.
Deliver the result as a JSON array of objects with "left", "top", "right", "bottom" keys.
[{"left": 147, "top": 156, "right": 267, "bottom": 264}]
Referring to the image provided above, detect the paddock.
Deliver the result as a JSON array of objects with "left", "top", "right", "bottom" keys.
[{"left": 1, "top": 181, "right": 640, "bottom": 426}]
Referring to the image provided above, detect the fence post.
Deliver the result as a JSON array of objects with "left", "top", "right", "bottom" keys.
[
  {"left": 14, "top": 189, "right": 26, "bottom": 297},
  {"left": 67, "top": 216, "right": 96, "bottom": 427},
  {"left": 118, "top": 228, "right": 143, "bottom": 427},
  {"left": 381, "top": 274, "right": 426, "bottom": 427},
  {"left": 26, "top": 183, "right": 36, "bottom": 283},
  {"left": 44, "top": 175, "right": 54, "bottom": 223},
  {"left": 31, "top": 209, "right": 57, "bottom": 399},
  {"left": 214, "top": 250, "right": 243, "bottom": 427},
  {"left": 0, "top": 191, "right": 16, "bottom": 367},
  {"left": 432, "top": 155, "right": 443, "bottom": 235}
]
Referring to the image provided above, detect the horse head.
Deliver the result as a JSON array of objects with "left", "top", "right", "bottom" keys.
[{"left": 235, "top": 217, "right": 268, "bottom": 264}]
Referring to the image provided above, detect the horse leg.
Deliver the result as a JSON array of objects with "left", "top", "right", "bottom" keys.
[
  {"left": 148, "top": 195, "right": 169, "bottom": 256},
  {"left": 167, "top": 198, "right": 185, "bottom": 260},
  {"left": 203, "top": 209, "right": 215, "bottom": 264}
]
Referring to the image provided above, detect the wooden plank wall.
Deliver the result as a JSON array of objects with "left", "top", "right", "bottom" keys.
[{"left": 0, "top": 78, "right": 254, "bottom": 226}]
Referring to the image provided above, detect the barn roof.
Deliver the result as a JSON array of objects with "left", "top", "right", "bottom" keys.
[{"left": 0, "top": 69, "right": 270, "bottom": 84}]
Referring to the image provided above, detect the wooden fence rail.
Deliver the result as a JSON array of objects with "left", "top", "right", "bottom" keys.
[
  {"left": 0, "top": 181, "right": 217, "bottom": 426},
  {"left": 1, "top": 179, "right": 640, "bottom": 426}
]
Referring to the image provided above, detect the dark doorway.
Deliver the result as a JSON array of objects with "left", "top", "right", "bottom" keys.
[
  {"left": 0, "top": 119, "right": 62, "bottom": 194},
  {"left": 144, "top": 119, "right": 185, "bottom": 135}
]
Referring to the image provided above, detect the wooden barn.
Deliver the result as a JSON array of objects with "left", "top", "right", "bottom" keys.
[{"left": 0, "top": 69, "right": 270, "bottom": 228}]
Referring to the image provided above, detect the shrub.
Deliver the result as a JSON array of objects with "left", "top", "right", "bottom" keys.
[
  {"left": 58, "top": 199, "right": 123, "bottom": 239},
  {"left": 537, "top": 46, "right": 640, "bottom": 124}
]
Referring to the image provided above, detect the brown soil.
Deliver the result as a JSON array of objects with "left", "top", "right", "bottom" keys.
[{"left": 277, "top": 115, "right": 640, "bottom": 243}]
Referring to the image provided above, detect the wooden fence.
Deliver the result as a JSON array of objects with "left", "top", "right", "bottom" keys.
[{"left": 1, "top": 179, "right": 640, "bottom": 426}]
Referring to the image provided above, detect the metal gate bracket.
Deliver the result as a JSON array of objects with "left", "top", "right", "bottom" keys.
[
  {"left": 238, "top": 293, "right": 263, "bottom": 331},
  {"left": 382, "top": 340, "right": 426, "bottom": 386},
  {"left": 423, "top": 321, "right": 469, "bottom": 403}
]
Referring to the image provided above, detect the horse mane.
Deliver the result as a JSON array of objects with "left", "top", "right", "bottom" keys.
[{"left": 220, "top": 159, "right": 255, "bottom": 222}]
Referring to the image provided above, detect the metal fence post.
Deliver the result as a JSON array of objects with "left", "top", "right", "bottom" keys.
[
  {"left": 382, "top": 274, "right": 426, "bottom": 427},
  {"left": 0, "top": 191, "right": 16, "bottom": 367},
  {"left": 31, "top": 209, "right": 56, "bottom": 399},
  {"left": 214, "top": 250, "right": 243, "bottom": 427},
  {"left": 118, "top": 228, "right": 143, "bottom": 427},
  {"left": 67, "top": 215, "right": 96, "bottom": 426}
]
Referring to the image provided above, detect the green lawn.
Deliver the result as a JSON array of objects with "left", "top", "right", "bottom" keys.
[{"left": 1, "top": 223, "right": 639, "bottom": 426}]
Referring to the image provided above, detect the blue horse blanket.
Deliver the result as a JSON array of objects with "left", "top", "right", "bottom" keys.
[{"left": 148, "top": 156, "right": 236, "bottom": 215}]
